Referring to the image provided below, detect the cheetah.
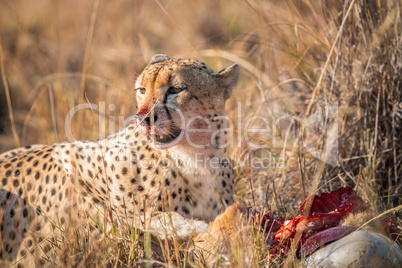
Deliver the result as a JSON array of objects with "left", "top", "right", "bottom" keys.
[{"left": 0, "top": 54, "right": 240, "bottom": 266}]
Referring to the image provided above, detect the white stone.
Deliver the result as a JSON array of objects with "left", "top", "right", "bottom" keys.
[{"left": 304, "top": 230, "right": 402, "bottom": 267}]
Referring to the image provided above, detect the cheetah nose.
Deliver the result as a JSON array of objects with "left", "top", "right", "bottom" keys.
[{"left": 135, "top": 114, "right": 158, "bottom": 127}]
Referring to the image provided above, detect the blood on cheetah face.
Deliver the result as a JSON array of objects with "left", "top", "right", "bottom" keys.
[{"left": 134, "top": 54, "right": 239, "bottom": 150}]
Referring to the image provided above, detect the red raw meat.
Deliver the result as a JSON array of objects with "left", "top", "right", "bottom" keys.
[
  {"left": 299, "top": 186, "right": 369, "bottom": 216},
  {"left": 259, "top": 186, "right": 370, "bottom": 258},
  {"left": 300, "top": 226, "right": 358, "bottom": 256}
]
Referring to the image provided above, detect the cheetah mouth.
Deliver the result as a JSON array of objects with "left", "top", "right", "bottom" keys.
[{"left": 151, "top": 128, "right": 182, "bottom": 144}]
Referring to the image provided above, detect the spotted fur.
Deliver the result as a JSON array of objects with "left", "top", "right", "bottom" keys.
[{"left": 0, "top": 55, "right": 240, "bottom": 266}]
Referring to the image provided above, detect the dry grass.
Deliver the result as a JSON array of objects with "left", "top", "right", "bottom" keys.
[{"left": 0, "top": 0, "right": 401, "bottom": 266}]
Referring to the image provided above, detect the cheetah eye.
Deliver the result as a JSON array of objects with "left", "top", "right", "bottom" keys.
[
  {"left": 135, "top": 87, "right": 146, "bottom": 94},
  {"left": 168, "top": 86, "right": 186, "bottom": 94}
]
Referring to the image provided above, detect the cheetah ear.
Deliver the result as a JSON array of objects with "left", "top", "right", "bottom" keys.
[
  {"left": 214, "top": 63, "right": 240, "bottom": 100},
  {"left": 149, "top": 54, "right": 171, "bottom": 65}
]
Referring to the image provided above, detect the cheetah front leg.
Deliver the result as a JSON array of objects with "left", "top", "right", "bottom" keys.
[
  {"left": 52, "top": 142, "right": 210, "bottom": 241},
  {"left": 146, "top": 211, "right": 210, "bottom": 240}
]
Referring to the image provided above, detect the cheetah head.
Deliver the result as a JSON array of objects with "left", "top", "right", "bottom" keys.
[{"left": 134, "top": 54, "right": 239, "bottom": 150}]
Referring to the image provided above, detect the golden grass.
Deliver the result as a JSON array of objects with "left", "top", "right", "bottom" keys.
[{"left": 0, "top": 0, "right": 401, "bottom": 266}]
